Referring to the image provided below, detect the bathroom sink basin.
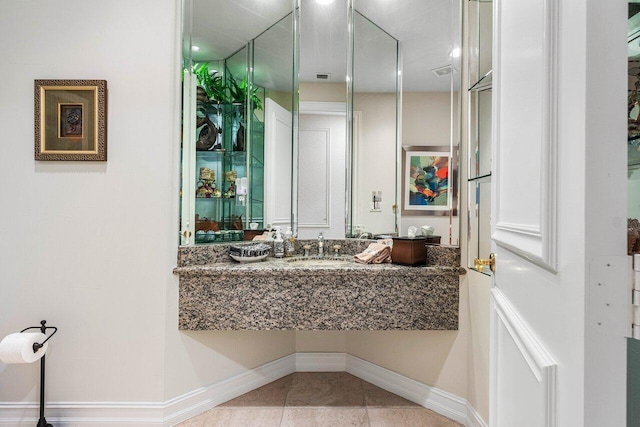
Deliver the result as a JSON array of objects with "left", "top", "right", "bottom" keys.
[{"left": 285, "top": 257, "right": 353, "bottom": 267}]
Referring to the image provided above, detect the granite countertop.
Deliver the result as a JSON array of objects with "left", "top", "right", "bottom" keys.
[
  {"left": 175, "top": 239, "right": 463, "bottom": 270},
  {"left": 173, "top": 256, "right": 464, "bottom": 276},
  {"left": 175, "top": 241, "right": 464, "bottom": 330}
]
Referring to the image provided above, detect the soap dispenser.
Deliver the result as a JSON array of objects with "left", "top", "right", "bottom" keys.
[
  {"left": 273, "top": 227, "right": 285, "bottom": 258},
  {"left": 284, "top": 226, "right": 295, "bottom": 257}
]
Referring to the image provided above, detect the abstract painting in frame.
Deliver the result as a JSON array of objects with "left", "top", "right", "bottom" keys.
[
  {"left": 34, "top": 79, "right": 107, "bottom": 161},
  {"left": 404, "top": 149, "right": 452, "bottom": 211}
]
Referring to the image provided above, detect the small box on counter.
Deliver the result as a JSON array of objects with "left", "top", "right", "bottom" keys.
[
  {"left": 391, "top": 237, "right": 427, "bottom": 266},
  {"left": 424, "top": 235, "right": 441, "bottom": 245}
]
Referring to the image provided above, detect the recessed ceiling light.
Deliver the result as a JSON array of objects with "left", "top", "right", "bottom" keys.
[
  {"left": 316, "top": 0, "right": 335, "bottom": 5},
  {"left": 191, "top": 45, "right": 201, "bottom": 52},
  {"left": 449, "top": 47, "right": 460, "bottom": 58}
]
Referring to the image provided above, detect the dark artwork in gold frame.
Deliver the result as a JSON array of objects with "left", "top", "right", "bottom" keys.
[{"left": 34, "top": 79, "right": 107, "bottom": 161}]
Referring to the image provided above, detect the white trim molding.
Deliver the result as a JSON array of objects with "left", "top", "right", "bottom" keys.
[
  {"left": 345, "top": 354, "right": 468, "bottom": 425},
  {"left": 492, "top": 0, "right": 559, "bottom": 273},
  {"left": 467, "top": 401, "right": 489, "bottom": 427},
  {"left": 296, "top": 352, "right": 347, "bottom": 371},
  {"left": 297, "top": 127, "right": 332, "bottom": 229},
  {"left": 299, "top": 101, "right": 346, "bottom": 115},
  {"left": 0, "top": 353, "right": 488, "bottom": 427}
]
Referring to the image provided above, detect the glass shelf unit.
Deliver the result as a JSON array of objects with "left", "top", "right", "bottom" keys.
[{"left": 467, "top": 0, "right": 493, "bottom": 275}]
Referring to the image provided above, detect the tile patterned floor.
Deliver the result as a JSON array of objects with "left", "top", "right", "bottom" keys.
[{"left": 177, "top": 372, "right": 462, "bottom": 427}]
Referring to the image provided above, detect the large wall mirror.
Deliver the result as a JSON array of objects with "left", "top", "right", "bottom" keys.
[{"left": 180, "top": 0, "right": 461, "bottom": 245}]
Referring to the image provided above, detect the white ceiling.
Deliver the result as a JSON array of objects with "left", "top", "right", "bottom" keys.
[{"left": 184, "top": 0, "right": 460, "bottom": 92}]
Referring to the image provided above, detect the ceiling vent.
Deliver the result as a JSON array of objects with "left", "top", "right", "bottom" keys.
[
  {"left": 431, "top": 65, "right": 453, "bottom": 78},
  {"left": 315, "top": 73, "right": 331, "bottom": 80}
]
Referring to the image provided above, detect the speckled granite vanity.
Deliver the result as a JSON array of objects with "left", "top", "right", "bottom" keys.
[{"left": 174, "top": 240, "right": 464, "bottom": 331}]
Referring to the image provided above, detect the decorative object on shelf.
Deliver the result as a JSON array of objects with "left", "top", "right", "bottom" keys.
[
  {"left": 629, "top": 65, "right": 640, "bottom": 166},
  {"left": 196, "top": 179, "right": 219, "bottom": 198},
  {"left": 195, "top": 115, "right": 220, "bottom": 151},
  {"left": 199, "top": 167, "right": 213, "bottom": 181},
  {"left": 234, "top": 123, "right": 245, "bottom": 152},
  {"left": 193, "top": 63, "right": 227, "bottom": 103},
  {"left": 196, "top": 86, "right": 208, "bottom": 103},
  {"left": 224, "top": 170, "right": 237, "bottom": 198},
  {"left": 195, "top": 230, "right": 217, "bottom": 243},
  {"left": 196, "top": 168, "right": 221, "bottom": 198},
  {"left": 629, "top": 218, "right": 640, "bottom": 255},
  {"left": 231, "top": 215, "right": 243, "bottom": 230},
  {"left": 403, "top": 148, "right": 452, "bottom": 211},
  {"left": 34, "top": 79, "right": 107, "bottom": 161},
  {"left": 228, "top": 75, "right": 263, "bottom": 112},
  {"left": 195, "top": 214, "right": 219, "bottom": 232}
]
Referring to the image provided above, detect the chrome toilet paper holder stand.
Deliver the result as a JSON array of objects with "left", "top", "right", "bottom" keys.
[{"left": 20, "top": 320, "right": 57, "bottom": 427}]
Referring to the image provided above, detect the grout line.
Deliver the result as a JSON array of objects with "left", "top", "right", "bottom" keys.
[
  {"left": 279, "top": 373, "right": 294, "bottom": 426},
  {"left": 360, "top": 377, "right": 372, "bottom": 426},
  {"left": 180, "top": 372, "right": 461, "bottom": 426}
]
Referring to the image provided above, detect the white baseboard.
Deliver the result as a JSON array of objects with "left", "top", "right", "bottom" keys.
[
  {"left": 0, "top": 352, "right": 487, "bottom": 427},
  {"left": 466, "top": 401, "right": 489, "bottom": 427},
  {"left": 0, "top": 402, "right": 165, "bottom": 426},
  {"left": 295, "top": 352, "right": 347, "bottom": 371},
  {"left": 0, "top": 354, "right": 296, "bottom": 426},
  {"left": 163, "top": 353, "right": 296, "bottom": 425},
  {"left": 345, "top": 354, "right": 468, "bottom": 425}
]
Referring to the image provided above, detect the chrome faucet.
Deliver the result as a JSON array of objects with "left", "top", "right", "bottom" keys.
[{"left": 318, "top": 232, "right": 324, "bottom": 257}]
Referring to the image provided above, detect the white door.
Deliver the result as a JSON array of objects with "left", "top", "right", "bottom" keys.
[
  {"left": 490, "top": 1, "right": 627, "bottom": 427},
  {"left": 264, "top": 98, "right": 293, "bottom": 230},
  {"left": 297, "top": 112, "right": 346, "bottom": 239}
]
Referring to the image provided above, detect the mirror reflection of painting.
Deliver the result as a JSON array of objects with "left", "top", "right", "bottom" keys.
[
  {"left": 406, "top": 151, "right": 450, "bottom": 210},
  {"left": 59, "top": 104, "right": 83, "bottom": 138}
]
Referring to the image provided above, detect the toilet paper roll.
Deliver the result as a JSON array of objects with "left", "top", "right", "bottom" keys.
[{"left": 0, "top": 332, "right": 48, "bottom": 364}]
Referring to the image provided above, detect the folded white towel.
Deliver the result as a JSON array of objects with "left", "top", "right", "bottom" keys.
[{"left": 354, "top": 243, "right": 392, "bottom": 264}]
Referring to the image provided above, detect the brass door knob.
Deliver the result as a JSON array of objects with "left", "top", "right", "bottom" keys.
[{"left": 474, "top": 253, "right": 496, "bottom": 273}]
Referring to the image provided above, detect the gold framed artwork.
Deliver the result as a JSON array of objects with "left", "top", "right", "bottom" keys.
[{"left": 34, "top": 79, "right": 107, "bottom": 161}]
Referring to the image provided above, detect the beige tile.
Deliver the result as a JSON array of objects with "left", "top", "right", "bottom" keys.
[
  {"left": 286, "top": 372, "right": 365, "bottom": 407},
  {"left": 362, "top": 381, "right": 419, "bottom": 408},
  {"left": 220, "top": 374, "right": 293, "bottom": 407},
  {"left": 177, "top": 408, "right": 283, "bottom": 427},
  {"left": 367, "top": 408, "right": 462, "bottom": 427},
  {"left": 281, "top": 408, "right": 369, "bottom": 427}
]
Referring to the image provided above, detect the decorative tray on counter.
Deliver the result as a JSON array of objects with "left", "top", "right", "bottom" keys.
[{"left": 228, "top": 243, "right": 271, "bottom": 262}]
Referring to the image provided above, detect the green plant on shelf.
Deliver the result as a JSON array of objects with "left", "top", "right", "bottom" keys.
[
  {"left": 228, "top": 75, "right": 263, "bottom": 112},
  {"left": 192, "top": 62, "right": 228, "bottom": 103}
]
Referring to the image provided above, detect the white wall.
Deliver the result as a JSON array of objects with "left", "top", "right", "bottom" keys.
[
  {"left": 353, "top": 93, "right": 398, "bottom": 235},
  {"left": 0, "top": 0, "right": 295, "bottom": 409},
  {"left": 401, "top": 92, "right": 459, "bottom": 244},
  {"left": 298, "top": 83, "right": 469, "bottom": 401},
  {"left": 0, "top": 4, "right": 480, "bottom": 420}
]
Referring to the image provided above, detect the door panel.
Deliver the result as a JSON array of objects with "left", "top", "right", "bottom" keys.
[
  {"left": 298, "top": 113, "right": 346, "bottom": 239},
  {"left": 492, "top": 0, "right": 557, "bottom": 271},
  {"left": 264, "top": 98, "right": 293, "bottom": 229},
  {"left": 492, "top": 288, "right": 556, "bottom": 427},
  {"left": 298, "top": 127, "right": 330, "bottom": 227}
]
